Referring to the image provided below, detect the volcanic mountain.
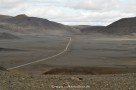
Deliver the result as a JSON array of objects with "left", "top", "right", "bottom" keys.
[
  {"left": 104, "top": 17, "right": 136, "bottom": 35},
  {"left": 0, "top": 14, "right": 79, "bottom": 35},
  {"left": 80, "top": 17, "right": 136, "bottom": 35}
]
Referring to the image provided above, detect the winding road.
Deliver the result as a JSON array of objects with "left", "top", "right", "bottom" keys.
[{"left": 7, "top": 37, "right": 72, "bottom": 70}]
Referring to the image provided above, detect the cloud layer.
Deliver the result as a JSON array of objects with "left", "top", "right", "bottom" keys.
[{"left": 0, "top": 0, "right": 136, "bottom": 25}]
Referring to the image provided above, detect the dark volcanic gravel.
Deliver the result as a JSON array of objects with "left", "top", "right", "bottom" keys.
[{"left": 0, "top": 71, "right": 136, "bottom": 90}]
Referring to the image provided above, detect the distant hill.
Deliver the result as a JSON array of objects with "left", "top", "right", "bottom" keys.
[
  {"left": 104, "top": 17, "right": 136, "bottom": 35},
  {"left": 80, "top": 26, "right": 105, "bottom": 34},
  {"left": 0, "top": 32, "right": 20, "bottom": 39},
  {"left": 71, "top": 25, "right": 91, "bottom": 30},
  {"left": 0, "top": 15, "right": 12, "bottom": 20},
  {"left": 80, "top": 17, "right": 136, "bottom": 35},
  {"left": 1, "top": 14, "right": 135, "bottom": 35},
  {"left": 0, "top": 14, "right": 80, "bottom": 35}
]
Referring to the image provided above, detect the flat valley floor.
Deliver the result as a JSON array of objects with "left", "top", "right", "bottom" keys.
[{"left": 0, "top": 35, "right": 136, "bottom": 75}]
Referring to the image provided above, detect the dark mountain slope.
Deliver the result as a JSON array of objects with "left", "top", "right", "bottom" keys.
[
  {"left": 80, "top": 17, "right": 136, "bottom": 35},
  {"left": 105, "top": 17, "right": 136, "bottom": 35},
  {"left": 107, "top": 17, "right": 136, "bottom": 28},
  {"left": 0, "top": 15, "right": 12, "bottom": 20},
  {"left": 0, "top": 14, "right": 80, "bottom": 35}
]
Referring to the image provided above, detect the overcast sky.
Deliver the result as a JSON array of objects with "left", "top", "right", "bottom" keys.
[{"left": 0, "top": 0, "right": 136, "bottom": 25}]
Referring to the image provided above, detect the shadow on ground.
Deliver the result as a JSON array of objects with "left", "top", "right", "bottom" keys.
[{"left": 43, "top": 67, "right": 136, "bottom": 75}]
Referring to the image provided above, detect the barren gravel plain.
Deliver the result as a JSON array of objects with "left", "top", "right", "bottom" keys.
[{"left": 0, "top": 35, "right": 136, "bottom": 89}]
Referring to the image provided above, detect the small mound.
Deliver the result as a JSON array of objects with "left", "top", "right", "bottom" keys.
[
  {"left": 0, "top": 32, "right": 20, "bottom": 39},
  {"left": 43, "top": 67, "right": 136, "bottom": 75},
  {"left": 15, "top": 14, "right": 28, "bottom": 19},
  {"left": 0, "top": 66, "right": 7, "bottom": 71}
]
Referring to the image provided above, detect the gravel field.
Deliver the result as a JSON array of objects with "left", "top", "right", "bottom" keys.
[
  {"left": 0, "top": 70, "right": 136, "bottom": 90},
  {"left": 0, "top": 35, "right": 136, "bottom": 90}
]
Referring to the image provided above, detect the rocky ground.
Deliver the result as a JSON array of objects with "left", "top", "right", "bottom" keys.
[{"left": 0, "top": 70, "right": 136, "bottom": 90}]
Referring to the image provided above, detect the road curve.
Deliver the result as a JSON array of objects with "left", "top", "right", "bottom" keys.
[{"left": 7, "top": 37, "right": 72, "bottom": 70}]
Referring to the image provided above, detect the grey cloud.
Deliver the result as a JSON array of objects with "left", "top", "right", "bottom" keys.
[
  {"left": 0, "top": 0, "right": 135, "bottom": 25},
  {"left": 0, "top": 0, "right": 25, "bottom": 9}
]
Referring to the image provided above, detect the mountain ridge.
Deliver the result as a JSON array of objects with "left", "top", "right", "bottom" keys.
[
  {"left": 80, "top": 17, "right": 136, "bottom": 35},
  {"left": 0, "top": 14, "right": 80, "bottom": 35}
]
